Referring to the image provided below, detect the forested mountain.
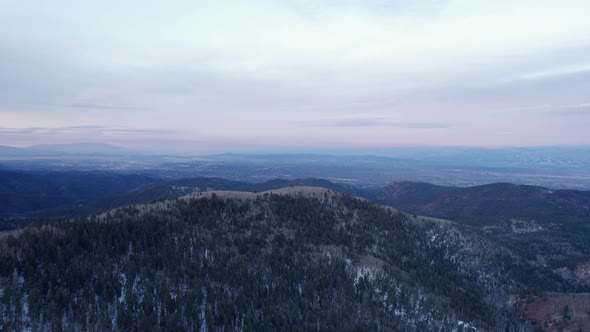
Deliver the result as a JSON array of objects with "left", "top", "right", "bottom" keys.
[
  {"left": 0, "top": 170, "right": 160, "bottom": 215},
  {"left": 377, "top": 181, "right": 590, "bottom": 289},
  {"left": 0, "top": 187, "right": 575, "bottom": 331},
  {"left": 377, "top": 181, "right": 590, "bottom": 225}
]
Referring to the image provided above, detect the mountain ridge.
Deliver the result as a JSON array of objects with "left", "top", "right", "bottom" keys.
[{"left": 377, "top": 181, "right": 590, "bottom": 223}]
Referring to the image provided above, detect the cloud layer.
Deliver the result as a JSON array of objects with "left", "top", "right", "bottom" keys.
[{"left": 1, "top": 0, "right": 589, "bottom": 149}]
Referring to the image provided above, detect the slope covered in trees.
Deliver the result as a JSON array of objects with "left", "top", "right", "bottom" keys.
[
  {"left": 0, "top": 170, "right": 159, "bottom": 215},
  {"left": 0, "top": 188, "right": 574, "bottom": 331},
  {"left": 377, "top": 181, "right": 590, "bottom": 276},
  {"left": 377, "top": 181, "right": 590, "bottom": 225}
]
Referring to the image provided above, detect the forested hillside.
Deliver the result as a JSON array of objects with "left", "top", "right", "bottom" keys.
[
  {"left": 377, "top": 181, "right": 590, "bottom": 225},
  {"left": 377, "top": 181, "right": 590, "bottom": 280},
  {"left": 0, "top": 170, "right": 159, "bottom": 215},
  {"left": 0, "top": 188, "right": 574, "bottom": 331}
]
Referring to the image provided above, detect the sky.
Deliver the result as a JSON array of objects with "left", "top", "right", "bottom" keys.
[{"left": 1, "top": 0, "right": 590, "bottom": 151}]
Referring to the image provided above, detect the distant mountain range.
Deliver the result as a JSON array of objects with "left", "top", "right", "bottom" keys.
[
  {"left": 376, "top": 181, "right": 590, "bottom": 225},
  {"left": 2, "top": 169, "right": 589, "bottom": 224}
]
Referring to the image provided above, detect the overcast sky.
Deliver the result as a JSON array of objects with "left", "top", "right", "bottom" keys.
[{"left": 1, "top": 0, "right": 590, "bottom": 150}]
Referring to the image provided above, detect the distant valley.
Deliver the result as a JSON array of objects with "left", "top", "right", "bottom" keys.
[{"left": 2, "top": 145, "right": 590, "bottom": 190}]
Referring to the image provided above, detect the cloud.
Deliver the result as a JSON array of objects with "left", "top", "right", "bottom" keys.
[
  {"left": 0, "top": 1, "right": 590, "bottom": 147},
  {"left": 544, "top": 103, "right": 590, "bottom": 116},
  {"left": 281, "top": 0, "right": 448, "bottom": 21},
  {"left": 296, "top": 116, "right": 454, "bottom": 128},
  {"left": 65, "top": 103, "right": 148, "bottom": 111},
  {"left": 0, "top": 126, "right": 176, "bottom": 137},
  {"left": 510, "top": 64, "right": 590, "bottom": 82}
]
